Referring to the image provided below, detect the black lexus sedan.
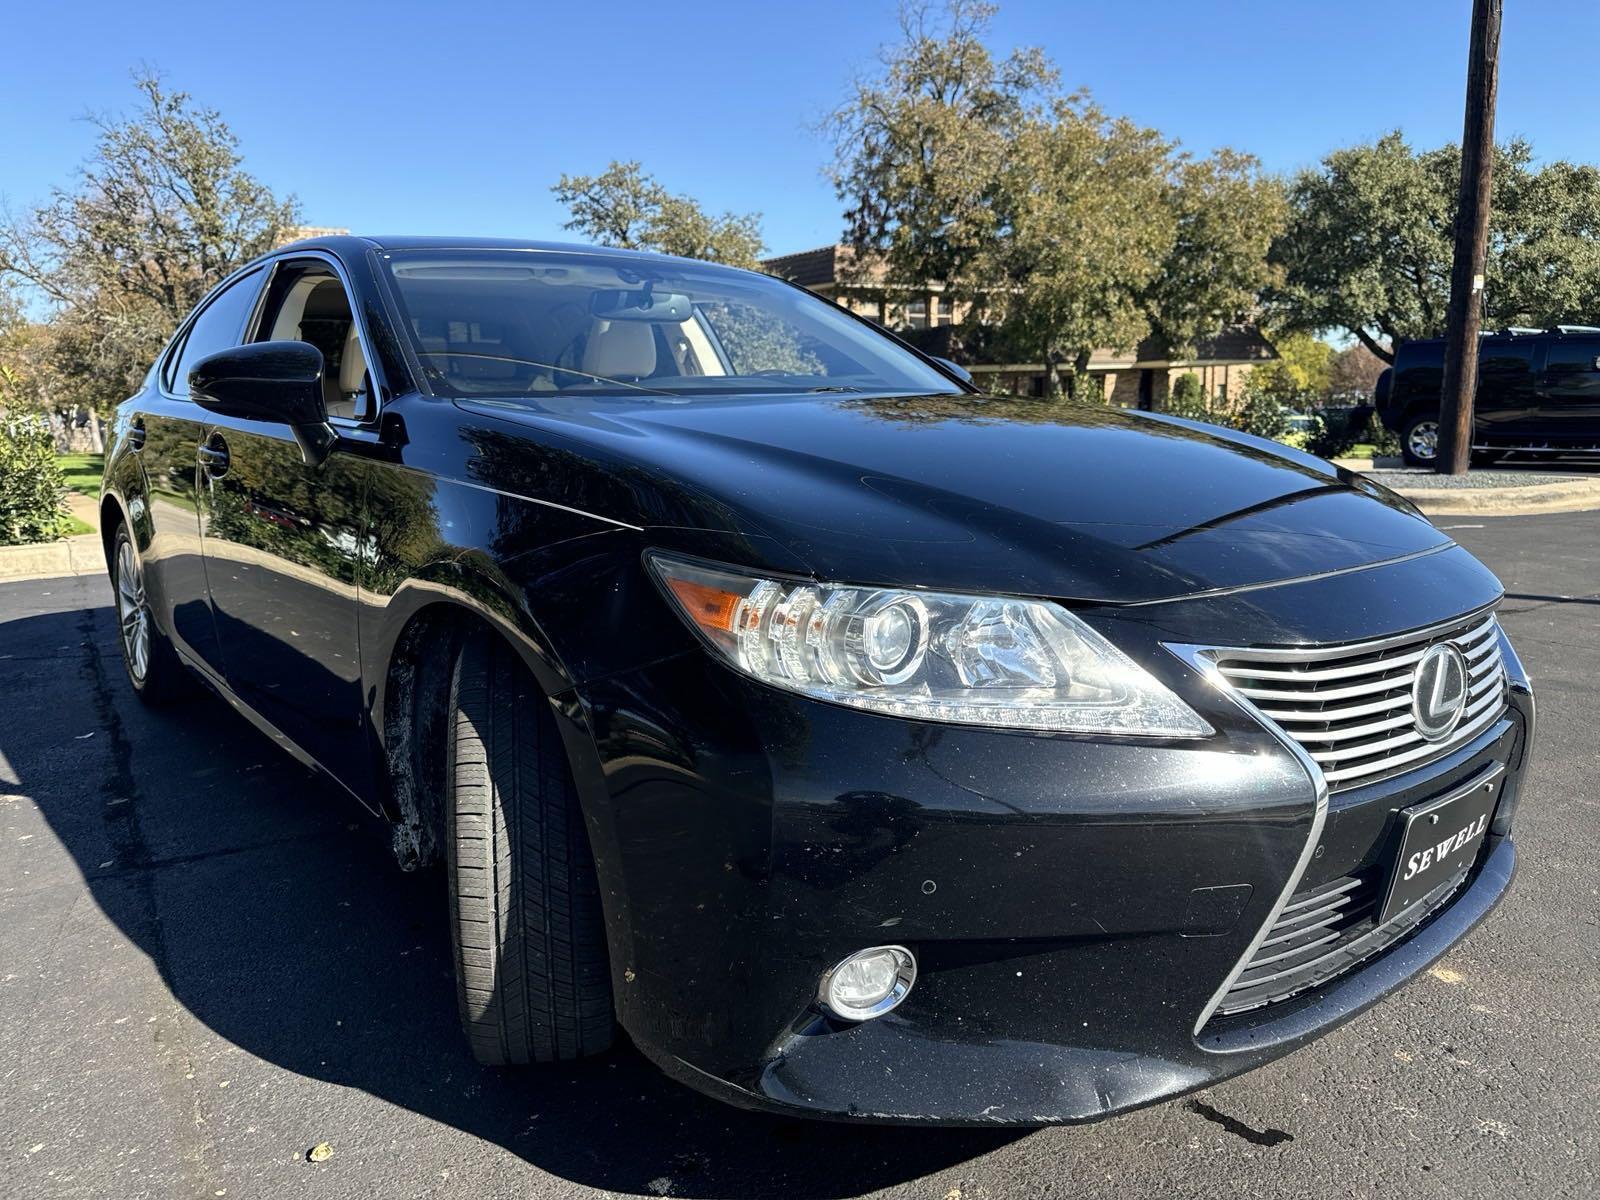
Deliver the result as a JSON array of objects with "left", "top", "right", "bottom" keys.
[{"left": 99, "top": 235, "right": 1534, "bottom": 1125}]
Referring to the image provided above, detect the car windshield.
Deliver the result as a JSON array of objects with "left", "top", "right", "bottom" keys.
[{"left": 378, "top": 248, "right": 962, "bottom": 399}]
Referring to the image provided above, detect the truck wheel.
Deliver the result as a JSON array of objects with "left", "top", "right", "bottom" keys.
[
  {"left": 111, "top": 524, "right": 192, "bottom": 704},
  {"left": 445, "top": 627, "right": 613, "bottom": 1065},
  {"left": 1401, "top": 414, "right": 1440, "bottom": 467}
]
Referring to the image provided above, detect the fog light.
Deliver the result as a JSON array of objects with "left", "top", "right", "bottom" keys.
[{"left": 819, "top": 945, "right": 916, "bottom": 1021}]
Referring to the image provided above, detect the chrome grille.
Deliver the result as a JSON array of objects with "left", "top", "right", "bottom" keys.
[{"left": 1212, "top": 612, "right": 1507, "bottom": 790}]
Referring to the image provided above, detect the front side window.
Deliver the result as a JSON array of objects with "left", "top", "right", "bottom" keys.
[
  {"left": 1477, "top": 342, "right": 1534, "bottom": 381},
  {"left": 252, "top": 262, "right": 372, "bottom": 421},
  {"left": 378, "top": 250, "right": 962, "bottom": 399},
  {"left": 166, "top": 268, "right": 265, "bottom": 396}
]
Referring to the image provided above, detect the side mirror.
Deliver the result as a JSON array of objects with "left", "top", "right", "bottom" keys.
[
  {"left": 189, "top": 341, "right": 335, "bottom": 464},
  {"left": 931, "top": 355, "right": 973, "bottom": 384}
]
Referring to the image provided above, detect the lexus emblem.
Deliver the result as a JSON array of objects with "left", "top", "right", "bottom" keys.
[{"left": 1412, "top": 643, "right": 1469, "bottom": 741}]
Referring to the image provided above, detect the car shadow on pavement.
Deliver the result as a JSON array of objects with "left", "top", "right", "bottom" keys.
[{"left": 9, "top": 600, "right": 1028, "bottom": 1197}]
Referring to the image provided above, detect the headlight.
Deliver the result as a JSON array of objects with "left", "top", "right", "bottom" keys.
[{"left": 648, "top": 554, "right": 1211, "bottom": 737}]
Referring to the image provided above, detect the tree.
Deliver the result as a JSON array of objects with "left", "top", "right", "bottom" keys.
[
  {"left": 1250, "top": 330, "right": 1334, "bottom": 402},
  {"left": 0, "top": 73, "right": 299, "bottom": 413},
  {"left": 824, "top": 0, "right": 1055, "bottom": 315},
  {"left": 1328, "top": 342, "right": 1386, "bottom": 399},
  {"left": 826, "top": 1, "right": 1285, "bottom": 399},
  {"left": 551, "top": 161, "right": 764, "bottom": 267},
  {"left": 1269, "top": 131, "right": 1600, "bottom": 362},
  {"left": 1144, "top": 148, "right": 1286, "bottom": 354},
  {"left": 991, "top": 95, "right": 1175, "bottom": 398}
]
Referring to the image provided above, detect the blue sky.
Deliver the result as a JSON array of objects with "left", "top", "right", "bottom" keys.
[{"left": 4, "top": 1, "right": 1598, "bottom": 258}]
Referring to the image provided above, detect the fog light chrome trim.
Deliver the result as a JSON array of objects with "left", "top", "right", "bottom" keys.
[{"left": 818, "top": 945, "right": 916, "bottom": 1021}]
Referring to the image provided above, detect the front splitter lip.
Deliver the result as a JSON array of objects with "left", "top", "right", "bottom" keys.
[{"left": 638, "top": 839, "right": 1516, "bottom": 1127}]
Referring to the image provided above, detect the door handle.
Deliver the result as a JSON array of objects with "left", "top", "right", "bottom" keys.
[
  {"left": 127, "top": 419, "right": 147, "bottom": 451},
  {"left": 199, "top": 435, "right": 231, "bottom": 479}
]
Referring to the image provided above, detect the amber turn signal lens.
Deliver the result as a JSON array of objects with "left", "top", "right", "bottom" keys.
[{"left": 663, "top": 576, "right": 740, "bottom": 635}]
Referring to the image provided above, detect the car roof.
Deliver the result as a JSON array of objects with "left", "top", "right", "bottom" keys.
[{"left": 268, "top": 234, "right": 762, "bottom": 276}]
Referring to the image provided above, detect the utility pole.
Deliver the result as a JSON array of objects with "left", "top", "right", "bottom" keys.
[{"left": 1437, "top": 0, "right": 1502, "bottom": 475}]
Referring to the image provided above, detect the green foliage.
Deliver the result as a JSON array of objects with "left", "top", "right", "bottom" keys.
[
  {"left": 1303, "top": 406, "right": 1378, "bottom": 459},
  {"left": 1163, "top": 372, "right": 1211, "bottom": 420},
  {"left": 1251, "top": 331, "right": 1334, "bottom": 401},
  {"left": 998, "top": 95, "right": 1175, "bottom": 398},
  {"left": 1367, "top": 414, "right": 1402, "bottom": 457},
  {"left": 0, "top": 73, "right": 298, "bottom": 414},
  {"left": 1269, "top": 131, "right": 1600, "bottom": 361},
  {"left": 0, "top": 417, "right": 69, "bottom": 545},
  {"left": 551, "top": 161, "right": 764, "bottom": 267},
  {"left": 825, "top": 1, "right": 1287, "bottom": 400},
  {"left": 57, "top": 453, "right": 105, "bottom": 498},
  {"left": 825, "top": 0, "right": 1053, "bottom": 303},
  {"left": 1232, "top": 384, "right": 1290, "bottom": 441},
  {"left": 1144, "top": 149, "right": 1287, "bottom": 354}
]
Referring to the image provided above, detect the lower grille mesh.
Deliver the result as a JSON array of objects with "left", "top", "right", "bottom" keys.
[{"left": 1213, "top": 867, "right": 1467, "bottom": 1018}]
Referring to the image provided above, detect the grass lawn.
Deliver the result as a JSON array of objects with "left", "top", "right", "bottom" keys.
[
  {"left": 58, "top": 453, "right": 105, "bottom": 498},
  {"left": 57, "top": 513, "right": 94, "bottom": 537}
]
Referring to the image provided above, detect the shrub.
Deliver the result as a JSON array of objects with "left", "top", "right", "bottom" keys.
[
  {"left": 1364, "top": 411, "right": 1402, "bottom": 457},
  {"left": 1162, "top": 372, "right": 1212, "bottom": 421},
  {"left": 1233, "top": 384, "right": 1291, "bottom": 441},
  {"left": 0, "top": 417, "right": 69, "bottom": 545}
]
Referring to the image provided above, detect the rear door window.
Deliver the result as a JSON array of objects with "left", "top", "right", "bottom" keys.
[
  {"left": 1543, "top": 339, "right": 1600, "bottom": 379},
  {"left": 165, "top": 268, "right": 266, "bottom": 397}
]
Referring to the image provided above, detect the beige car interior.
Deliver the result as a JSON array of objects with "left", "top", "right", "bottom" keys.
[{"left": 267, "top": 272, "right": 370, "bottom": 420}]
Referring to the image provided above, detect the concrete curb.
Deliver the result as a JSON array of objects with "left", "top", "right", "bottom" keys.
[
  {"left": 1331, "top": 457, "right": 1600, "bottom": 516},
  {"left": 1388, "top": 476, "right": 1600, "bottom": 517},
  {"left": 0, "top": 534, "right": 106, "bottom": 581}
]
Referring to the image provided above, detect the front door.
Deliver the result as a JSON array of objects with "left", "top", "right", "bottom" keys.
[{"left": 197, "top": 259, "right": 374, "bottom": 795}]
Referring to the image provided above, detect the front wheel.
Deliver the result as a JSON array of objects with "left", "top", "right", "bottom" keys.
[
  {"left": 445, "top": 628, "right": 614, "bottom": 1065},
  {"left": 1401, "top": 414, "right": 1440, "bottom": 468}
]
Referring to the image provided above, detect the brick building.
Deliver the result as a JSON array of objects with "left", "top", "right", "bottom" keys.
[{"left": 763, "top": 244, "right": 1276, "bottom": 409}]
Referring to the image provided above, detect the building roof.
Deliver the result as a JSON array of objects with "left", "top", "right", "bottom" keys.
[{"left": 761, "top": 245, "right": 841, "bottom": 287}]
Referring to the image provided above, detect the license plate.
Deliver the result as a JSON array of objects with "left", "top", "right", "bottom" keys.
[{"left": 1378, "top": 769, "right": 1502, "bottom": 925}]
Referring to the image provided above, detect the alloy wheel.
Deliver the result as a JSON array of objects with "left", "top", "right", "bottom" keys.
[
  {"left": 1407, "top": 419, "right": 1440, "bottom": 462},
  {"left": 116, "top": 537, "right": 151, "bottom": 683}
]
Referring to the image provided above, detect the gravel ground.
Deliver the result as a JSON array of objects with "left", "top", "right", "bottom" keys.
[
  {"left": 1, "top": 511, "right": 1596, "bottom": 1199},
  {"left": 1366, "top": 468, "right": 1585, "bottom": 489}
]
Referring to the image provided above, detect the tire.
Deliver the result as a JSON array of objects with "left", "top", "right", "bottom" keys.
[
  {"left": 445, "top": 628, "right": 613, "bottom": 1065},
  {"left": 110, "top": 523, "right": 192, "bottom": 704},
  {"left": 1401, "top": 414, "right": 1440, "bottom": 468}
]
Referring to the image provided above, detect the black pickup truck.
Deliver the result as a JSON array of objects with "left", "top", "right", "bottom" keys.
[{"left": 1376, "top": 326, "right": 1600, "bottom": 466}]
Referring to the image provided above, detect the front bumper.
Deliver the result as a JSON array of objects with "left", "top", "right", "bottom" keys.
[{"left": 560, "top": 552, "right": 1534, "bottom": 1126}]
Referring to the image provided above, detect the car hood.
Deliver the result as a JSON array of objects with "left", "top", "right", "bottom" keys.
[{"left": 455, "top": 391, "right": 1452, "bottom": 605}]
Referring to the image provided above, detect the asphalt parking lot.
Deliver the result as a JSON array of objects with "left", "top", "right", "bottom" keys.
[{"left": 2, "top": 511, "right": 1595, "bottom": 1200}]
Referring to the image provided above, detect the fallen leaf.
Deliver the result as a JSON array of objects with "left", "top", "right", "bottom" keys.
[{"left": 307, "top": 1142, "right": 333, "bottom": 1164}]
